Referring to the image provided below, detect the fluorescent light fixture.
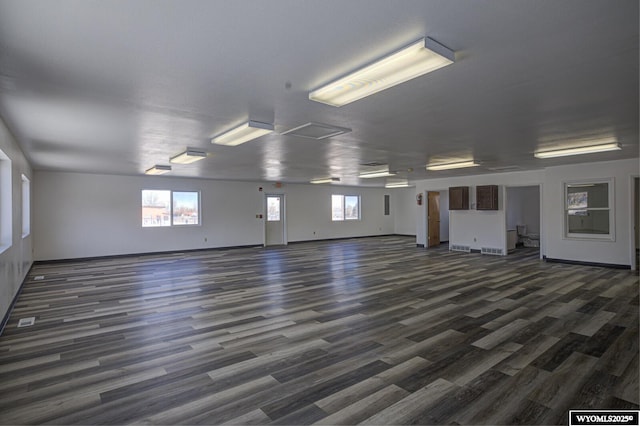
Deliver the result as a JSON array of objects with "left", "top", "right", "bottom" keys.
[
  {"left": 426, "top": 161, "right": 479, "bottom": 171},
  {"left": 385, "top": 179, "right": 410, "bottom": 188},
  {"left": 534, "top": 142, "right": 621, "bottom": 158},
  {"left": 145, "top": 165, "right": 171, "bottom": 175},
  {"left": 211, "top": 120, "right": 274, "bottom": 146},
  {"left": 309, "top": 37, "right": 455, "bottom": 107},
  {"left": 310, "top": 177, "right": 340, "bottom": 184},
  {"left": 359, "top": 170, "right": 397, "bottom": 179},
  {"left": 170, "top": 149, "right": 207, "bottom": 164}
]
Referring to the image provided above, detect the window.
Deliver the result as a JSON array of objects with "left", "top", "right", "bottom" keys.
[
  {"left": 565, "top": 180, "right": 613, "bottom": 240},
  {"left": 22, "top": 175, "right": 30, "bottom": 237},
  {"left": 142, "top": 190, "right": 200, "bottom": 227},
  {"left": 332, "top": 194, "right": 361, "bottom": 221},
  {"left": 267, "top": 196, "right": 281, "bottom": 221},
  {"left": 384, "top": 194, "right": 390, "bottom": 216},
  {"left": 0, "top": 149, "right": 11, "bottom": 253},
  {"left": 173, "top": 191, "right": 199, "bottom": 225}
]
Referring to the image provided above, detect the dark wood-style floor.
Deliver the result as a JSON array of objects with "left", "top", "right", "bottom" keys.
[{"left": 0, "top": 236, "right": 638, "bottom": 425}]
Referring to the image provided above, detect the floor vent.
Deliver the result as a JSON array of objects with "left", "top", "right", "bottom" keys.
[
  {"left": 34, "top": 275, "right": 45, "bottom": 281},
  {"left": 18, "top": 317, "right": 35, "bottom": 327},
  {"left": 481, "top": 247, "right": 504, "bottom": 256},
  {"left": 450, "top": 244, "right": 471, "bottom": 253}
]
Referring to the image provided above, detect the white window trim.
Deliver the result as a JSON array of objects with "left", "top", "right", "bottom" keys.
[
  {"left": 141, "top": 189, "right": 201, "bottom": 228},
  {"left": 344, "top": 195, "right": 361, "bottom": 221},
  {"left": 563, "top": 178, "right": 615, "bottom": 241},
  {"left": 0, "top": 149, "right": 11, "bottom": 254},
  {"left": 21, "top": 174, "right": 31, "bottom": 238},
  {"left": 172, "top": 190, "right": 201, "bottom": 227},
  {"left": 332, "top": 194, "right": 362, "bottom": 222}
]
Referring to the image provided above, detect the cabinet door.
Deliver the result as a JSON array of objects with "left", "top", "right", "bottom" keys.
[
  {"left": 476, "top": 185, "right": 498, "bottom": 210},
  {"left": 448, "top": 186, "right": 469, "bottom": 210}
]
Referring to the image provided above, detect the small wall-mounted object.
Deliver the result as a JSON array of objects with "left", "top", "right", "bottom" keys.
[
  {"left": 448, "top": 186, "right": 469, "bottom": 210},
  {"left": 476, "top": 185, "right": 499, "bottom": 210}
]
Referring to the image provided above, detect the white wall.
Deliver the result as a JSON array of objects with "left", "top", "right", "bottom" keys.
[
  {"left": 506, "top": 186, "right": 540, "bottom": 234},
  {"left": 0, "top": 117, "right": 33, "bottom": 323},
  {"left": 392, "top": 187, "right": 416, "bottom": 236},
  {"left": 407, "top": 159, "right": 639, "bottom": 266},
  {"left": 413, "top": 170, "right": 545, "bottom": 250},
  {"left": 543, "top": 159, "right": 638, "bottom": 266},
  {"left": 33, "top": 171, "right": 396, "bottom": 260}
]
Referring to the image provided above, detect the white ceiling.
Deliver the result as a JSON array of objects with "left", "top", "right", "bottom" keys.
[{"left": 0, "top": 0, "right": 637, "bottom": 186}]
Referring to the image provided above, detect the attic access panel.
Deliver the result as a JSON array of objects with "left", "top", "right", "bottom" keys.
[{"left": 281, "top": 122, "right": 351, "bottom": 140}]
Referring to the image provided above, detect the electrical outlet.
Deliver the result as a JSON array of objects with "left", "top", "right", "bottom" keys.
[
  {"left": 474, "top": 237, "right": 477, "bottom": 242},
  {"left": 204, "top": 237, "right": 208, "bottom": 242}
]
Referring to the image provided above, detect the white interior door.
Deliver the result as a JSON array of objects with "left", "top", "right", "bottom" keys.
[{"left": 265, "top": 195, "right": 285, "bottom": 246}]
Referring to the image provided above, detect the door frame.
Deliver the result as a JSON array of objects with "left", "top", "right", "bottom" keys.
[
  {"left": 427, "top": 191, "right": 440, "bottom": 248},
  {"left": 263, "top": 193, "right": 287, "bottom": 247},
  {"left": 504, "top": 183, "right": 544, "bottom": 259},
  {"left": 629, "top": 175, "right": 639, "bottom": 270},
  {"left": 422, "top": 188, "right": 448, "bottom": 249}
]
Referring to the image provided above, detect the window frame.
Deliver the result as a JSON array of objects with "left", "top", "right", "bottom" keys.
[
  {"left": 0, "top": 149, "right": 11, "bottom": 254},
  {"left": 331, "top": 194, "right": 361, "bottom": 222},
  {"left": 21, "top": 174, "right": 30, "bottom": 238},
  {"left": 172, "top": 190, "right": 201, "bottom": 226},
  {"left": 563, "top": 179, "right": 614, "bottom": 241},
  {"left": 266, "top": 195, "right": 282, "bottom": 222},
  {"left": 141, "top": 189, "right": 201, "bottom": 228}
]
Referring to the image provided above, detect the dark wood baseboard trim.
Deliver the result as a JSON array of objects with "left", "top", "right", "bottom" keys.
[
  {"left": 0, "top": 263, "right": 33, "bottom": 337},
  {"left": 35, "top": 235, "right": 418, "bottom": 265},
  {"left": 543, "top": 256, "right": 630, "bottom": 270},
  {"left": 288, "top": 234, "right": 399, "bottom": 245},
  {"left": 34, "top": 244, "right": 264, "bottom": 265}
]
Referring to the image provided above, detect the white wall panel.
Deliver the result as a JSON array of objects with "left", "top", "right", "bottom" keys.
[
  {"left": 34, "top": 172, "right": 395, "bottom": 260},
  {"left": 0, "top": 117, "right": 33, "bottom": 323}
]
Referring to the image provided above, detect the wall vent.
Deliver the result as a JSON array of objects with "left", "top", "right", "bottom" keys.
[
  {"left": 450, "top": 244, "right": 471, "bottom": 253},
  {"left": 481, "top": 247, "right": 504, "bottom": 256},
  {"left": 18, "top": 317, "right": 35, "bottom": 327}
]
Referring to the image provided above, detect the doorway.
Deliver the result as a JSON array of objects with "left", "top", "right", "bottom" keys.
[
  {"left": 265, "top": 194, "right": 286, "bottom": 246},
  {"left": 506, "top": 185, "right": 541, "bottom": 255},
  {"left": 427, "top": 191, "right": 440, "bottom": 247}
]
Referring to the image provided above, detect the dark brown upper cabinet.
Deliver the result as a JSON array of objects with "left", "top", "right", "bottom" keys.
[
  {"left": 448, "top": 186, "right": 469, "bottom": 210},
  {"left": 476, "top": 185, "right": 499, "bottom": 210}
]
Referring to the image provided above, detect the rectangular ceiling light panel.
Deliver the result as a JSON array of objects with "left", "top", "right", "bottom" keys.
[
  {"left": 145, "top": 165, "right": 172, "bottom": 175},
  {"left": 309, "top": 37, "right": 455, "bottom": 107},
  {"left": 359, "top": 164, "right": 396, "bottom": 179},
  {"left": 170, "top": 149, "right": 207, "bottom": 164},
  {"left": 426, "top": 161, "right": 479, "bottom": 171},
  {"left": 212, "top": 120, "right": 274, "bottom": 146},
  {"left": 310, "top": 177, "right": 340, "bottom": 184},
  {"left": 360, "top": 171, "right": 397, "bottom": 178},
  {"left": 385, "top": 179, "right": 410, "bottom": 188},
  {"left": 534, "top": 142, "right": 621, "bottom": 158}
]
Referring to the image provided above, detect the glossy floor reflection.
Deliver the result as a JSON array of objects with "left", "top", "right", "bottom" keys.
[{"left": 0, "top": 236, "right": 637, "bottom": 425}]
